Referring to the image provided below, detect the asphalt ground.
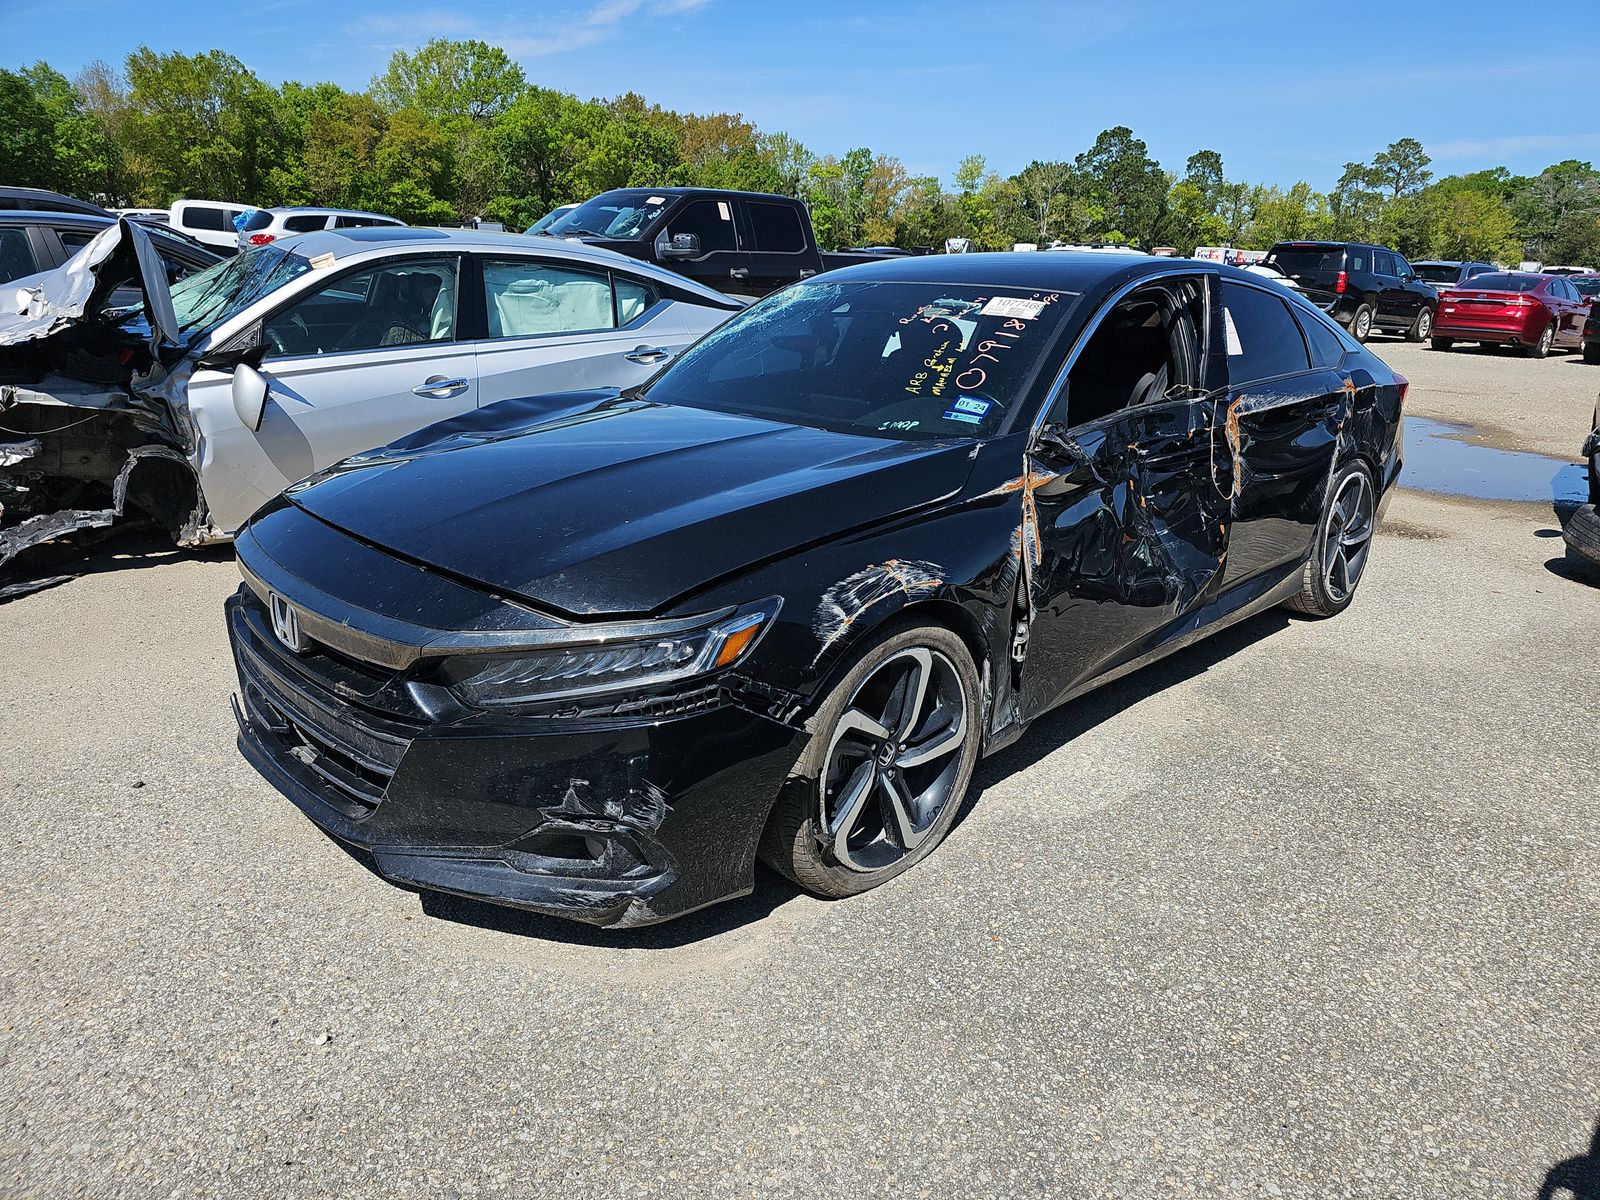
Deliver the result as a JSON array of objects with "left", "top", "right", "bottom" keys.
[{"left": 2, "top": 337, "right": 1599, "bottom": 1199}]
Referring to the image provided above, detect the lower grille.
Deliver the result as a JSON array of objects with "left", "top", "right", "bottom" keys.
[{"left": 232, "top": 596, "right": 424, "bottom": 821}]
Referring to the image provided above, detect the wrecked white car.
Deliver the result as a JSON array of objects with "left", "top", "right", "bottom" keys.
[{"left": 0, "top": 219, "right": 739, "bottom": 594}]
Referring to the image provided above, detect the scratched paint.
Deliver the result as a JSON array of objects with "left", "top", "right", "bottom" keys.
[{"left": 814, "top": 559, "right": 944, "bottom": 658}]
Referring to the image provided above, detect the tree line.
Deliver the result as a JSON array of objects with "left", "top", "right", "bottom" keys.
[{"left": 3, "top": 39, "right": 1599, "bottom": 265}]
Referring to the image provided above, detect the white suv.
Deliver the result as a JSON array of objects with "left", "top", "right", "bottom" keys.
[
  {"left": 238, "top": 207, "right": 404, "bottom": 251},
  {"left": 170, "top": 199, "right": 257, "bottom": 252}
]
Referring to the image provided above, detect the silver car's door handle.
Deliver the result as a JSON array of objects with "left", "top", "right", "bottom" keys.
[
  {"left": 412, "top": 376, "right": 469, "bottom": 398},
  {"left": 623, "top": 345, "right": 672, "bottom": 365}
]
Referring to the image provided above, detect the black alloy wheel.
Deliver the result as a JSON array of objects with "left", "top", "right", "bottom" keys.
[{"left": 759, "top": 622, "right": 982, "bottom": 897}]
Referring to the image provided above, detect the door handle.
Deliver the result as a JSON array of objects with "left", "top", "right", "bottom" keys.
[
  {"left": 624, "top": 345, "right": 672, "bottom": 365},
  {"left": 412, "top": 376, "right": 469, "bottom": 398},
  {"left": 729, "top": 268, "right": 750, "bottom": 279}
]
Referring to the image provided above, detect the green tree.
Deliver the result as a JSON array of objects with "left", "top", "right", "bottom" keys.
[
  {"left": 0, "top": 70, "right": 56, "bottom": 188},
  {"left": 121, "top": 47, "right": 284, "bottom": 202},
  {"left": 1372, "top": 137, "right": 1432, "bottom": 200},
  {"left": 372, "top": 38, "right": 525, "bottom": 124},
  {"left": 1073, "top": 126, "right": 1165, "bottom": 246}
]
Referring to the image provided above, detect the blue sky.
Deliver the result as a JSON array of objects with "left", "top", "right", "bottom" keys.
[{"left": 5, "top": 0, "right": 1599, "bottom": 189}]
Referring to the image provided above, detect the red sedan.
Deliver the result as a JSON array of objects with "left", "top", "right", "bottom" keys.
[{"left": 1431, "top": 271, "right": 1592, "bottom": 358}]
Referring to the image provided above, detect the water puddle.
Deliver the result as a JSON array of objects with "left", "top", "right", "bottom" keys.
[{"left": 1403, "top": 417, "right": 1588, "bottom": 504}]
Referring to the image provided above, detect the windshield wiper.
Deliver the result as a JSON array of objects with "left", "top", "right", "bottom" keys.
[{"left": 558, "top": 227, "right": 605, "bottom": 238}]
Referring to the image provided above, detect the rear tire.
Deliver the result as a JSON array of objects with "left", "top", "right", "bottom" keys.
[
  {"left": 758, "top": 620, "right": 982, "bottom": 898},
  {"left": 1348, "top": 303, "right": 1375, "bottom": 342},
  {"left": 1523, "top": 323, "right": 1555, "bottom": 359},
  {"left": 1284, "top": 459, "right": 1378, "bottom": 618},
  {"left": 1430, "top": 336, "right": 1454, "bottom": 352},
  {"left": 1405, "top": 306, "right": 1434, "bottom": 342}
]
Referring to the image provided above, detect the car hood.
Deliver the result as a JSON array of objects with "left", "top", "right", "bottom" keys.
[
  {"left": 0, "top": 217, "right": 178, "bottom": 352},
  {"left": 285, "top": 396, "right": 976, "bottom": 617}
]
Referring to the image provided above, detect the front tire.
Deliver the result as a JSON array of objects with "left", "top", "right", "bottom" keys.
[
  {"left": 1406, "top": 306, "right": 1434, "bottom": 342},
  {"left": 1523, "top": 323, "right": 1555, "bottom": 359},
  {"left": 1284, "top": 459, "right": 1378, "bottom": 618},
  {"left": 759, "top": 621, "right": 982, "bottom": 898}
]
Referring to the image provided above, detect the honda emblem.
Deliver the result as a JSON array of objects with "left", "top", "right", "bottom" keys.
[{"left": 268, "top": 592, "right": 309, "bottom": 653}]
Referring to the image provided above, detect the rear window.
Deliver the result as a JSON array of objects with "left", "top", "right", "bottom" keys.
[
  {"left": 1572, "top": 277, "right": 1600, "bottom": 299},
  {"left": 241, "top": 211, "right": 273, "bottom": 231},
  {"left": 0, "top": 227, "right": 39, "bottom": 284},
  {"left": 1413, "top": 264, "right": 1459, "bottom": 284},
  {"left": 1265, "top": 246, "right": 1344, "bottom": 274},
  {"left": 748, "top": 201, "right": 806, "bottom": 253},
  {"left": 1458, "top": 274, "right": 1542, "bottom": 293},
  {"left": 180, "top": 206, "right": 229, "bottom": 232}
]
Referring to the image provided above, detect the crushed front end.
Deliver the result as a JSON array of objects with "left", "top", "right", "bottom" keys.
[{"left": 227, "top": 503, "right": 807, "bottom": 928}]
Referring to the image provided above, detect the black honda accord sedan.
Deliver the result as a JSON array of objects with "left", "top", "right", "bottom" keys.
[{"left": 228, "top": 253, "right": 1405, "bottom": 927}]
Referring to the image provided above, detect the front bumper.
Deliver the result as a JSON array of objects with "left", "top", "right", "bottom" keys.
[{"left": 228, "top": 589, "right": 805, "bottom": 927}]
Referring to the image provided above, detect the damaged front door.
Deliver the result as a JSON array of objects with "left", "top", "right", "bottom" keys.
[
  {"left": 1016, "top": 274, "right": 1231, "bottom": 714},
  {"left": 188, "top": 256, "right": 477, "bottom": 533}
]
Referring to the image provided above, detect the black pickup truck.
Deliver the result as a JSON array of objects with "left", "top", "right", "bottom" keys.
[{"left": 531, "top": 188, "right": 888, "bottom": 298}]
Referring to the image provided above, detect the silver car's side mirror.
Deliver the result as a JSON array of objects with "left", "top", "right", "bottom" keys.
[{"left": 232, "top": 363, "right": 270, "bottom": 432}]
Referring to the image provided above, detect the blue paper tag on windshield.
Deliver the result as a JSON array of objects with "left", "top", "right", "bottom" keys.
[{"left": 943, "top": 408, "right": 984, "bottom": 424}]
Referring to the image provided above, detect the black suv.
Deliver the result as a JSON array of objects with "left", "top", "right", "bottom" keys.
[{"left": 1263, "top": 241, "right": 1439, "bottom": 342}]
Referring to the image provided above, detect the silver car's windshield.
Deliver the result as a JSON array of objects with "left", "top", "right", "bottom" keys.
[{"left": 164, "top": 244, "right": 313, "bottom": 335}]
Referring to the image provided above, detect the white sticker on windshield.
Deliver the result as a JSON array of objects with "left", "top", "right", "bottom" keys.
[
  {"left": 1223, "top": 307, "right": 1243, "bottom": 356},
  {"left": 309, "top": 253, "right": 336, "bottom": 270},
  {"left": 981, "top": 296, "right": 1046, "bottom": 320},
  {"left": 647, "top": 196, "right": 666, "bottom": 205}
]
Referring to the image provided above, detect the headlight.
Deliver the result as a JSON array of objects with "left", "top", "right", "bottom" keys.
[{"left": 438, "top": 600, "right": 779, "bottom": 706}]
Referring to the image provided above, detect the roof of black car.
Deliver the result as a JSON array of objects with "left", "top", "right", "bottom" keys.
[{"left": 819, "top": 251, "right": 1198, "bottom": 291}]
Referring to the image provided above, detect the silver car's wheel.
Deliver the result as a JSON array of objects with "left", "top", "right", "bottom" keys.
[{"left": 759, "top": 622, "right": 981, "bottom": 897}]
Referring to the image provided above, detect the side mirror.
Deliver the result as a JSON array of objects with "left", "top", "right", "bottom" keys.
[
  {"left": 659, "top": 232, "right": 701, "bottom": 260},
  {"left": 1032, "top": 421, "right": 1095, "bottom": 481},
  {"left": 231, "top": 363, "right": 270, "bottom": 432}
]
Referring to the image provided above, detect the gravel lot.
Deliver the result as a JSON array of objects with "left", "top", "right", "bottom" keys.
[{"left": 3, "top": 338, "right": 1598, "bottom": 1199}]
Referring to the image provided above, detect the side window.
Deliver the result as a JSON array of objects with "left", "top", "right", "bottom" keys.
[
  {"left": 614, "top": 275, "right": 656, "bottom": 325},
  {"left": 0, "top": 228, "right": 39, "bottom": 283},
  {"left": 1394, "top": 254, "right": 1413, "bottom": 277},
  {"left": 1373, "top": 250, "right": 1397, "bottom": 276},
  {"left": 748, "top": 202, "right": 806, "bottom": 253},
  {"left": 56, "top": 229, "right": 94, "bottom": 253},
  {"left": 482, "top": 258, "right": 615, "bottom": 337},
  {"left": 181, "top": 206, "right": 228, "bottom": 232},
  {"left": 1293, "top": 307, "right": 1346, "bottom": 368},
  {"left": 284, "top": 214, "right": 326, "bottom": 232},
  {"left": 1057, "top": 277, "right": 1208, "bottom": 427},
  {"left": 335, "top": 215, "right": 382, "bottom": 229},
  {"left": 263, "top": 258, "right": 457, "bottom": 357},
  {"left": 1222, "top": 281, "right": 1311, "bottom": 383},
  {"left": 1346, "top": 249, "right": 1367, "bottom": 272},
  {"left": 667, "top": 200, "right": 737, "bottom": 254}
]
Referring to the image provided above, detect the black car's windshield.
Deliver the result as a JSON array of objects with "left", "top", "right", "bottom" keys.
[
  {"left": 643, "top": 280, "right": 1078, "bottom": 440},
  {"left": 547, "top": 191, "right": 671, "bottom": 240},
  {"left": 162, "top": 244, "right": 313, "bottom": 334},
  {"left": 1413, "top": 263, "right": 1461, "bottom": 284},
  {"left": 1461, "top": 273, "right": 1542, "bottom": 293},
  {"left": 1265, "top": 247, "right": 1345, "bottom": 274}
]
